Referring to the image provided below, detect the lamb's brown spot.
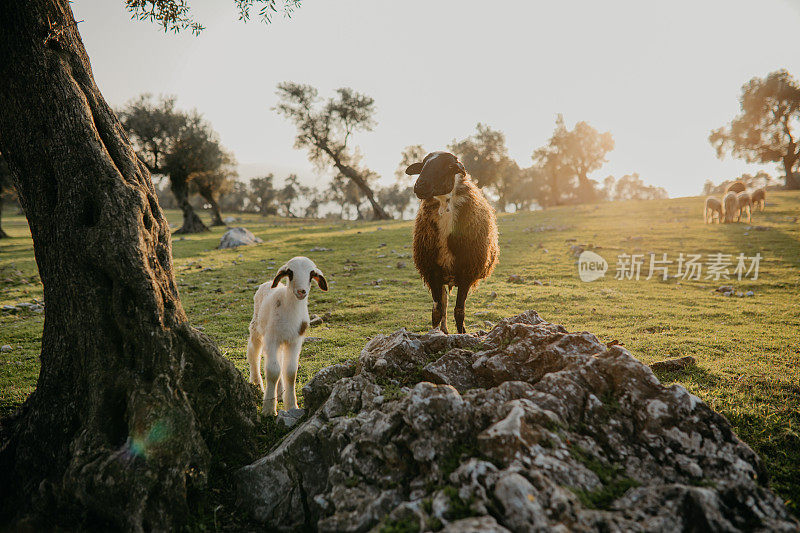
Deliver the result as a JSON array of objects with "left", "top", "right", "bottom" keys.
[
  {"left": 298, "top": 321, "right": 308, "bottom": 336},
  {"left": 275, "top": 300, "right": 281, "bottom": 308}
]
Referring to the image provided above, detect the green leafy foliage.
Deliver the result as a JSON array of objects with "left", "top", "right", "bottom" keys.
[
  {"left": 125, "top": 0, "right": 301, "bottom": 35},
  {"left": 710, "top": 69, "right": 800, "bottom": 189}
]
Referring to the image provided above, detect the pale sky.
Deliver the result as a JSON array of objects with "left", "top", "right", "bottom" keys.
[{"left": 73, "top": 0, "right": 800, "bottom": 198}]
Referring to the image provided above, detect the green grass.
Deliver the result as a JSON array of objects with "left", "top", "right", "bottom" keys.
[{"left": 1, "top": 192, "right": 799, "bottom": 515}]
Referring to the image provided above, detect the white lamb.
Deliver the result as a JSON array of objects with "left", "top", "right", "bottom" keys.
[{"left": 247, "top": 256, "right": 328, "bottom": 416}]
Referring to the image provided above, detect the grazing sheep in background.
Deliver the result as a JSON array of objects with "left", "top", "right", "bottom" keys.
[
  {"left": 247, "top": 256, "right": 328, "bottom": 416},
  {"left": 751, "top": 187, "right": 766, "bottom": 212},
  {"left": 723, "top": 191, "right": 739, "bottom": 223},
  {"left": 704, "top": 197, "right": 723, "bottom": 224},
  {"left": 406, "top": 151, "right": 499, "bottom": 334},
  {"left": 736, "top": 191, "right": 752, "bottom": 222},
  {"left": 725, "top": 181, "right": 746, "bottom": 194}
]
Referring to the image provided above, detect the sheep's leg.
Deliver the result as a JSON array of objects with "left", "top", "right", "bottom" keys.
[
  {"left": 262, "top": 338, "right": 281, "bottom": 416},
  {"left": 246, "top": 327, "right": 265, "bottom": 393},
  {"left": 281, "top": 339, "right": 302, "bottom": 410},
  {"left": 454, "top": 283, "right": 470, "bottom": 334},
  {"left": 430, "top": 276, "right": 448, "bottom": 334},
  {"left": 439, "top": 286, "right": 449, "bottom": 334}
]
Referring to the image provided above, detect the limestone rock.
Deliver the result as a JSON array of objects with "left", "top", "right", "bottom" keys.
[
  {"left": 237, "top": 311, "right": 797, "bottom": 532},
  {"left": 277, "top": 408, "right": 306, "bottom": 429},
  {"left": 217, "top": 227, "right": 263, "bottom": 249}
]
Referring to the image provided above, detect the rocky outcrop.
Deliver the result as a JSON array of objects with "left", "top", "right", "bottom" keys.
[
  {"left": 217, "top": 227, "right": 263, "bottom": 249},
  {"left": 236, "top": 311, "right": 798, "bottom": 532}
]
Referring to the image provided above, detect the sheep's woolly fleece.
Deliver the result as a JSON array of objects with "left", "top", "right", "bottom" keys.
[{"left": 237, "top": 311, "right": 798, "bottom": 532}]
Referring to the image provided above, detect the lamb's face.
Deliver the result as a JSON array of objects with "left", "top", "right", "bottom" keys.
[
  {"left": 271, "top": 256, "right": 328, "bottom": 300},
  {"left": 406, "top": 151, "right": 466, "bottom": 200}
]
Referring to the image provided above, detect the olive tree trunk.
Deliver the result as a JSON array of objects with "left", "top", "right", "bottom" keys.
[
  {"left": 0, "top": 1, "right": 257, "bottom": 529},
  {"left": 783, "top": 155, "right": 800, "bottom": 190},
  {"left": 207, "top": 196, "right": 225, "bottom": 226},
  {"left": 170, "top": 172, "right": 210, "bottom": 233},
  {"left": 0, "top": 196, "right": 8, "bottom": 238}
]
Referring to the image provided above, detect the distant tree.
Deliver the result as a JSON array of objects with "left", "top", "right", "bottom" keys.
[
  {"left": 303, "top": 186, "right": 322, "bottom": 218},
  {"left": 191, "top": 151, "right": 237, "bottom": 225},
  {"left": 505, "top": 166, "right": 543, "bottom": 211},
  {"left": 450, "top": 123, "right": 519, "bottom": 211},
  {"left": 119, "top": 94, "right": 231, "bottom": 233},
  {"left": 162, "top": 114, "right": 227, "bottom": 232},
  {"left": 532, "top": 115, "right": 615, "bottom": 205},
  {"left": 277, "top": 174, "right": 307, "bottom": 217},
  {"left": 395, "top": 144, "right": 428, "bottom": 183},
  {"left": 325, "top": 173, "right": 369, "bottom": 219},
  {"left": 711, "top": 70, "right": 800, "bottom": 190},
  {"left": 600, "top": 175, "right": 616, "bottom": 201},
  {"left": 611, "top": 173, "right": 668, "bottom": 201},
  {"left": 249, "top": 174, "right": 279, "bottom": 215},
  {"left": 219, "top": 180, "right": 252, "bottom": 213},
  {"left": 0, "top": 152, "right": 15, "bottom": 238},
  {"left": 377, "top": 183, "right": 415, "bottom": 219},
  {"left": 274, "top": 83, "right": 391, "bottom": 219},
  {"left": 492, "top": 159, "right": 525, "bottom": 212}
]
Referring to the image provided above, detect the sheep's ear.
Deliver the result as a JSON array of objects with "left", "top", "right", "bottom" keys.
[
  {"left": 312, "top": 271, "right": 328, "bottom": 291},
  {"left": 405, "top": 162, "right": 424, "bottom": 175},
  {"left": 271, "top": 267, "right": 293, "bottom": 288}
]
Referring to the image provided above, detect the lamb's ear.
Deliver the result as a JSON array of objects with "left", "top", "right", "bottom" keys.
[
  {"left": 271, "top": 267, "right": 293, "bottom": 288},
  {"left": 311, "top": 270, "right": 328, "bottom": 291},
  {"left": 454, "top": 160, "right": 467, "bottom": 176},
  {"left": 405, "top": 162, "right": 424, "bottom": 175}
]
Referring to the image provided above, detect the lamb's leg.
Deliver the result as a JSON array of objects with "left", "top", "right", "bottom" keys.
[
  {"left": 262, "top": 338, "right": 281, "bottom": 416},
  {"left": 281, "top": 339, "right": 302, "bottom": 410},
  {"left": 454, "top": 283, "right": 470, "bottom": 334},
  {"left": 246, "top": 326, "right": 264, "bottom": 393}
]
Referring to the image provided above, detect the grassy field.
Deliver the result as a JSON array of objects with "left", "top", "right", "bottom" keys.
[{"left": 1, "top": 193, "right": 799, "bottom": 514}]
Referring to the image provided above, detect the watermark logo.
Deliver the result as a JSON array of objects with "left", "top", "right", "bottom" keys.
[
  {"left": 576, "top": 250, "right": 762, "bottom": 282},
  {"left": 578, "top": 250, "right": 608, "bottom": 282}
]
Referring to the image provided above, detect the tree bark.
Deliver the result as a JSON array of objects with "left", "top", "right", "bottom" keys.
[
  {"left": 0, "top": 2, "right": 257, "bottom": 529},
  {"left": 0, "top": 196, "right": 8, "bottom": 238},
  {"left": 170, "top": 172, "right": 210, "bottom": 233}
]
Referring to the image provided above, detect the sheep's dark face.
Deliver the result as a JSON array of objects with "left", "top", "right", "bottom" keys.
[{"left": 406, "top": 151, "right": 466, "bottom": 200}]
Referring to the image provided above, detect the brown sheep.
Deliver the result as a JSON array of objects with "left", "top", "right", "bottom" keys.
[
  {"left": 704, "top": 197, "right": 722, "bottom": 224},
  {"left": 725, "top": 181, "right": 746, "bottom": 194},
  {"left": 406, "top": 151, "right": 499, "bottom": 334},
  {"left": 736, "top": 191, "right": 752, "bottom": 222},
  {"left": 723, "top": 191, "right": 739, "bottom": 223},
  {"left": 751, "top": 187, "right": 766, "bottom": 212}
]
